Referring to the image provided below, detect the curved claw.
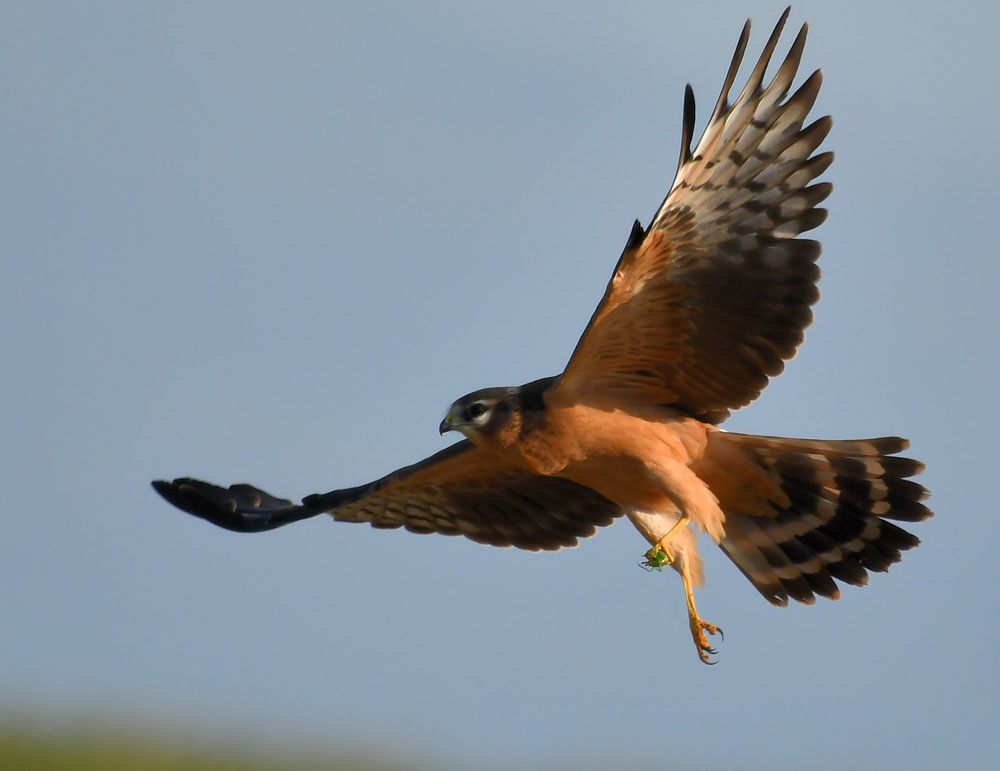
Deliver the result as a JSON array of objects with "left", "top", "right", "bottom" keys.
[
  {"left": 697, "top": 644, "right": 719, "bottom": 664},
  {"left": 698, "top": 643, "right": 720, "bottom": 664},
  {"left": 692, "top": 618, "right": 723, "bottom": 664}
]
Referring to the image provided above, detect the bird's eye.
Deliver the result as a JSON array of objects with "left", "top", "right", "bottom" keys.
[{"left": 467, "top": 403, "right": 488, "bottom": 419}]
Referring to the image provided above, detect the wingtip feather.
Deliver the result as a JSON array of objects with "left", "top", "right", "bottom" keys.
[
  {"left": 679, "top": 83, "right": 696, "bottom": 166},
  {"left": 710, "top": 18, "right": 752, "bottom": 124}
]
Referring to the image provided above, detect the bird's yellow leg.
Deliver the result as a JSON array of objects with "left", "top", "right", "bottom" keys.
[
  {"left": 679, "top": 554, "right": 723, "bottom": 664},
  {"left": 643, "top": 514, "right": 690, "bottom": 567}
]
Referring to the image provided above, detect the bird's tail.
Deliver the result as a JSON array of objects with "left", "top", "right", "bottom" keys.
[{"left": 694, "top": 432, "right": 932, "bottom": 607}]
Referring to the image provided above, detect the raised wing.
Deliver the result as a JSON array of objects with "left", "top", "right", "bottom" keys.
[
  {"left": 555, "top": 9, "right": 830, "bottom": 422},
  {"left": 152, "top": 440, "right": 621, "bottom": 551}
]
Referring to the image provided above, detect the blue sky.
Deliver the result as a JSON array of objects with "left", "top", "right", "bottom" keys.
[{"left": 3, "top": 1, "right": 998, "bottom": 768}]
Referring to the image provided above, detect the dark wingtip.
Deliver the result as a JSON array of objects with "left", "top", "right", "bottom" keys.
[
  {"left": 625, "top": 218, "right": 646, "bottom": 252},
  {"left": 150, "top": 477, "right": 318, "bottom": 533},
  {"left": 151, "top": 478, "right": 196, "bottom": 510},
  {"left": 679, "top": 83, "right": 696, "bottom": 166}
]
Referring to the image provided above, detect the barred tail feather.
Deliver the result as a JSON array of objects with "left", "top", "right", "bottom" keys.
[{"left": 708, "top": 432, "right": 932, "bottom": 607}]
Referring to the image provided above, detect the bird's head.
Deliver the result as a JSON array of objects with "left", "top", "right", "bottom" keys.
[{"left": 439, "top": 386, "right": 518, "bottom": 445}]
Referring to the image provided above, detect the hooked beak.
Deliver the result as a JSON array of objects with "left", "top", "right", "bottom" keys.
[{"left": 439, "top": 412, "right": 454, "bottom": 435}]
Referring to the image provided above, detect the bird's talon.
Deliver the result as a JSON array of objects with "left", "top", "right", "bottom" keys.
[{"left": 691, "top": 617, "right": 722, "bottom": 664}]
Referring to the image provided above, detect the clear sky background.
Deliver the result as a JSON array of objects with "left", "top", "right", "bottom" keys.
[{"left": 3, "top": 1, "right": 998, "bottom": 769}]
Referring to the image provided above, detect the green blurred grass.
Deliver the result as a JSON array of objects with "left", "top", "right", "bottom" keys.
[{"left": 0, "top": 723, "right": 407, "bottom": 771}]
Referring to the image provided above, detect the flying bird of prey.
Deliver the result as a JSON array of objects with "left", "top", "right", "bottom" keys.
[{"left": 153, "top": 9, "right": 931, "bottom": 663}]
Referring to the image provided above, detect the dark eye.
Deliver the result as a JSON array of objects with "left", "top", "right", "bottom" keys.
[{"left": 467, "top": 403, "right": 487, "bottom": 419}]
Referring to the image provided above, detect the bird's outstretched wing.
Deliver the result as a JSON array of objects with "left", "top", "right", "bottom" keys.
[
  {"left": 152, "top": 440, "right": 621, "bottom": 551},
  {"left": 554, "top": 9, "right": 830, "bottom": 422}
]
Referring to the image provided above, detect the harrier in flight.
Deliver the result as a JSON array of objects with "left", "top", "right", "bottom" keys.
[{"left": 153, "top": 9, "right": 931, "bottom": 663}]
